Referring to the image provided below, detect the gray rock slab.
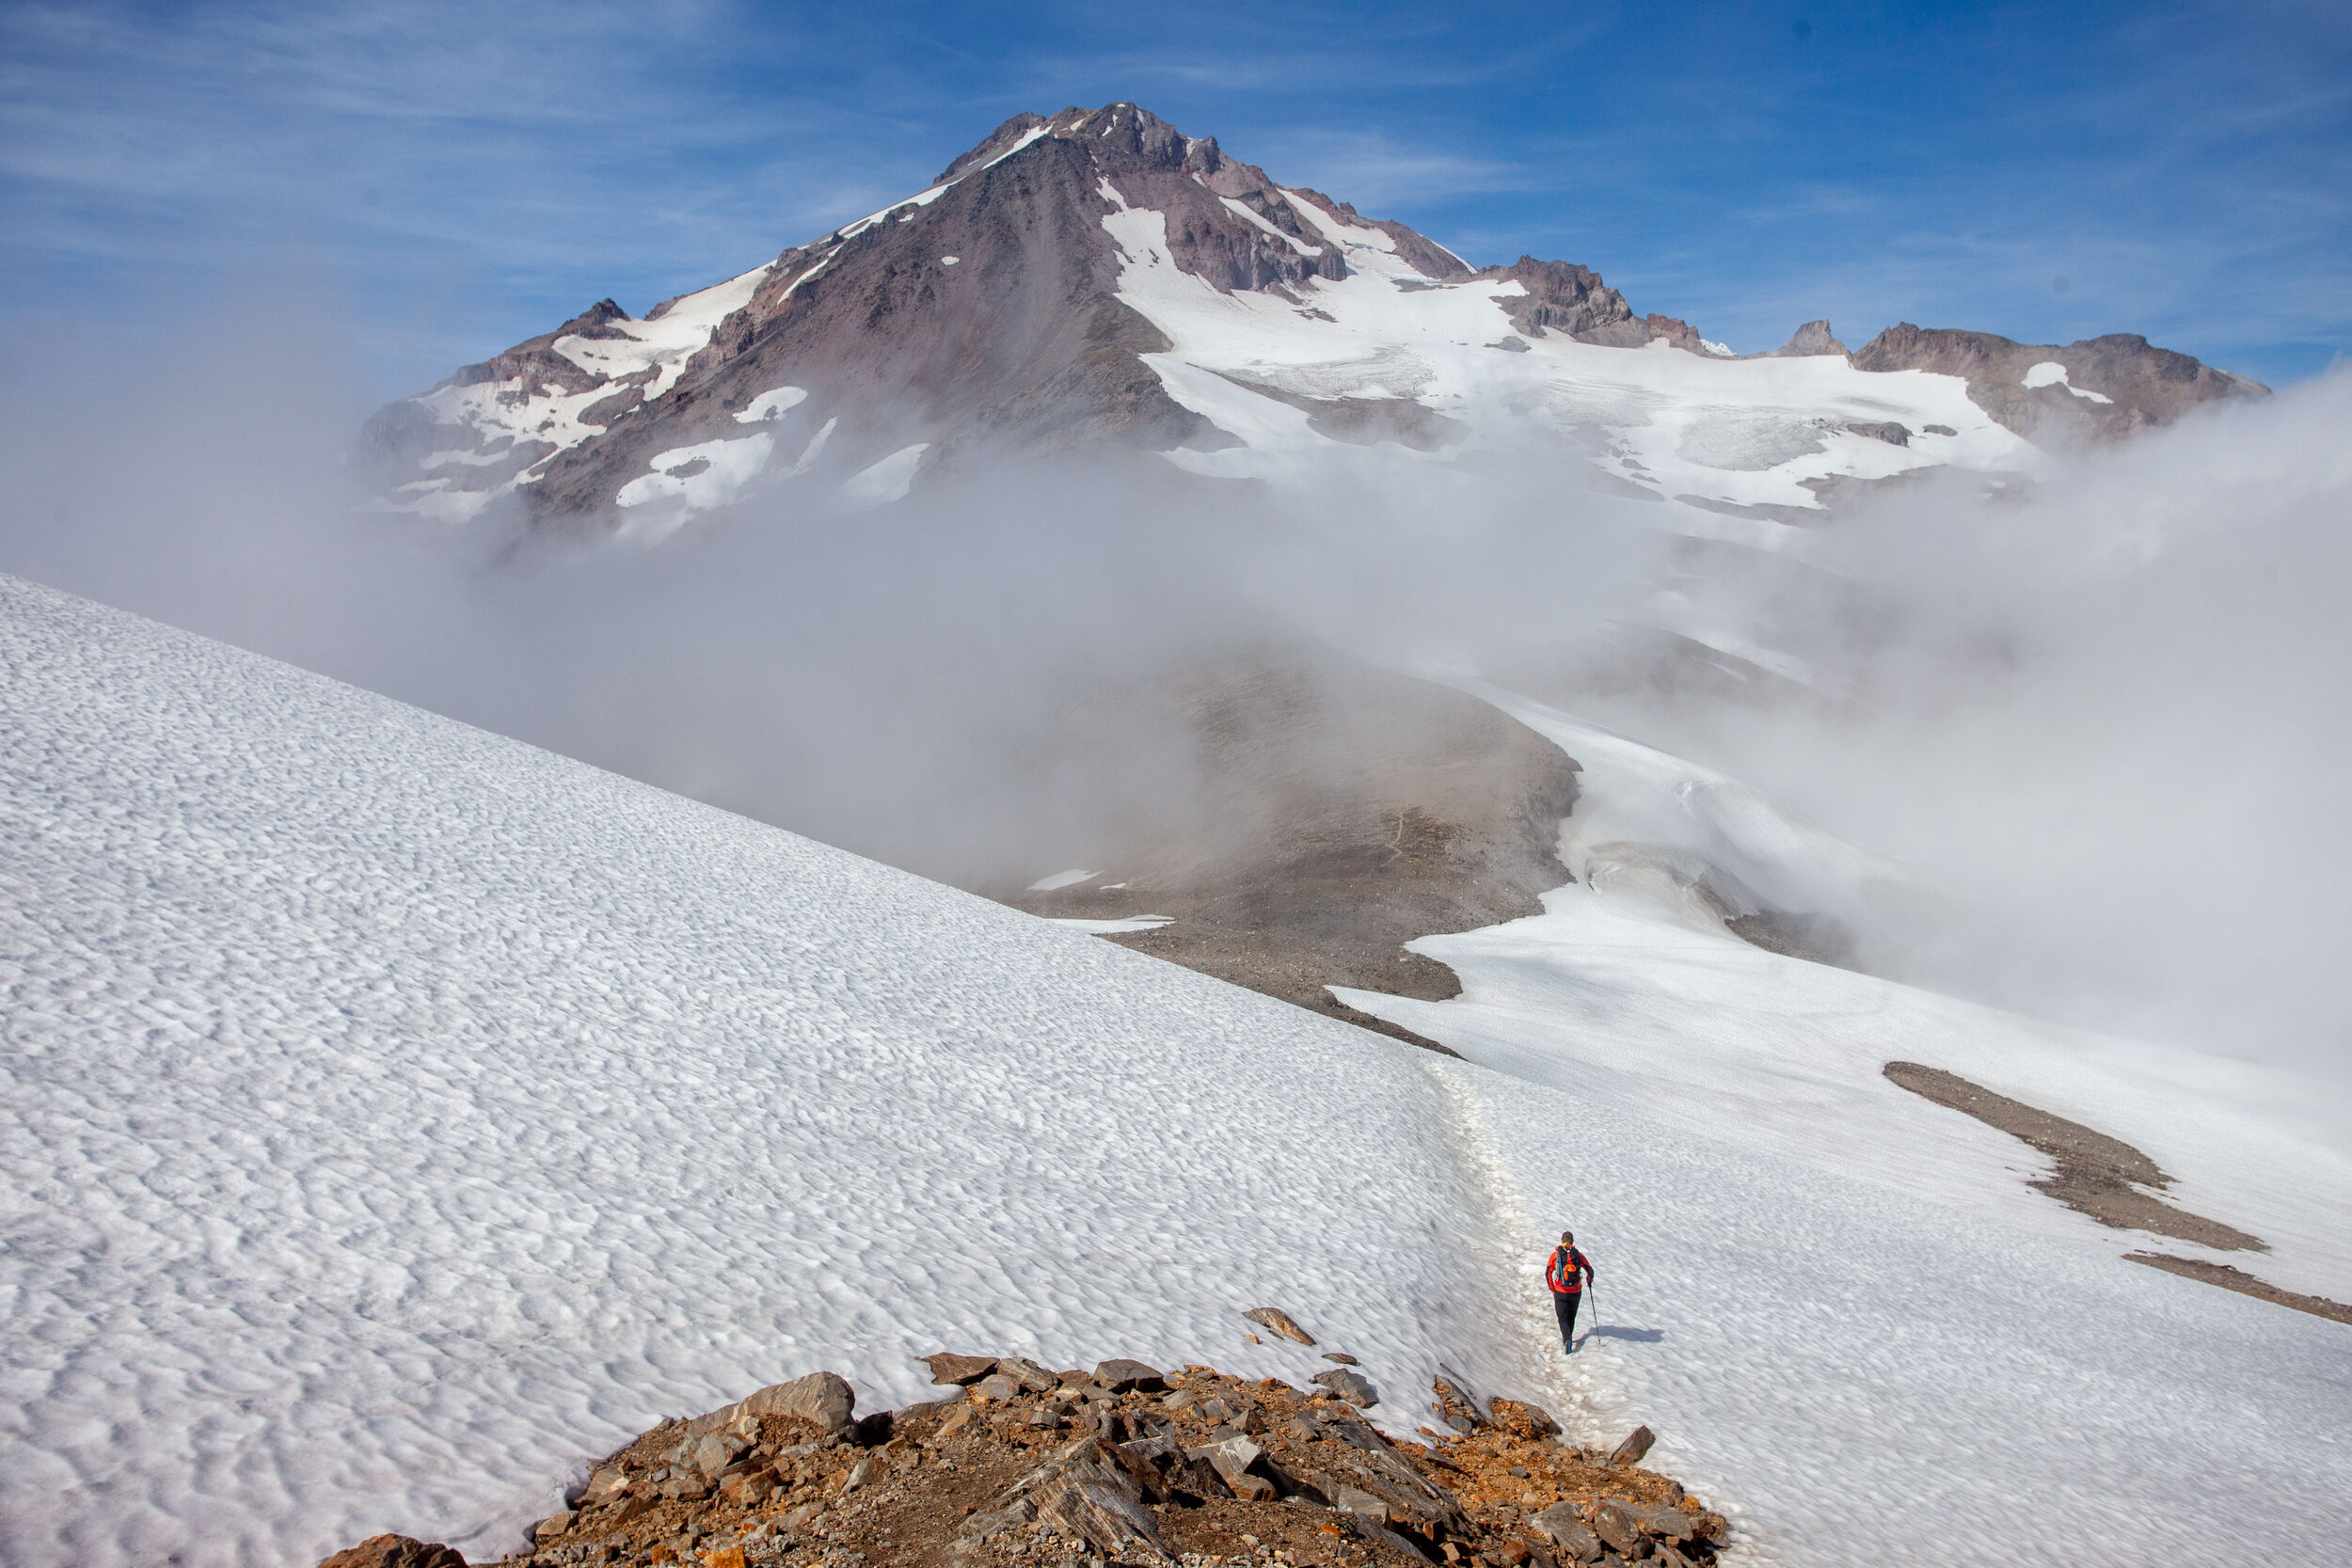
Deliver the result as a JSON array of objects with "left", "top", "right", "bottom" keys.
[{"left": 1311, "top": 1368, "right": 1378, "bottom": 1406}]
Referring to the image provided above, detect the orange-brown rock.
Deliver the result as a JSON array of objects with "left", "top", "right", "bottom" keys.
[
  {"left": 922, "top": 1353, "right": 998, "bottom": 1386},
  {"left": 325, "top": 1356, "right": 1724, "bottom": 1567},
  {"left": 1608, "top": 1425, "right": 1656, "bottom": 1466},
  {"left": 1242, "top": 1307, "right": 1317, "bottom": 1345},
  {"left": 317, "top": 1536, "right": 468, "bottom": 1568},
  {"left": 1490, "top": 1399, "right": 1560, "bottom": 1441}
]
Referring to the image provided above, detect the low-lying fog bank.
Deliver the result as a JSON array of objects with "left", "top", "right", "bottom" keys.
[{"left": 4, "top": 320, "right": 2348, "bottom": 1093}]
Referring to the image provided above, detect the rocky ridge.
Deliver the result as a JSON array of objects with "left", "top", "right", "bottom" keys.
[
  {"left": 321, "top": 1337, "right": 1722, "bottom": 1568},
  {"left": 1469, "top": 260, "right": 1702, "bottom": 354},
  {"left": 360, "top": 101, "right": 2267, "bottom": 539},
  {"left": 359, "top": 103, "right": 1454, "bottom": 531},
  {"left": 1846, "top": 322, "right": 2268, "bottom": 444}
]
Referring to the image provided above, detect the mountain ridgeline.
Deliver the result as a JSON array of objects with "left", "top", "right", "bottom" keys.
[{"left": 359, "top": 103, "right": 2267, "bottom": 537}]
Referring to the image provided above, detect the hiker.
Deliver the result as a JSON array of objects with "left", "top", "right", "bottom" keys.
[{"left": 1547, "top": 1229, "right": 1595, "bottom": 1352}]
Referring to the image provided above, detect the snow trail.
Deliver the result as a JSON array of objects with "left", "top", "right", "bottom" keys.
[{"left": 1410, "top": 1057, "right": 1608, "bottom": 1441}]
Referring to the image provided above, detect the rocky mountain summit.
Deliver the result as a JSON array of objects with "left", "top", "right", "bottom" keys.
[
  {"left": 320, "top": 1337, "right": 1722, "bottom": 1568},
  {"left": 362, "top": 102, "right": 1461, "bottom": 533},
  {"left": 360, "top": 103, "right": 2264, "bottom": 540}
]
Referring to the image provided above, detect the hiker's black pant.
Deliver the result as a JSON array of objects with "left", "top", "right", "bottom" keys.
[{"left": 1553, "top": 1290, "right": 1581, "bottom": 1347}]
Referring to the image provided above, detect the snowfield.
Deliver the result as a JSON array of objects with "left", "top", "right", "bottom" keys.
[
  {"left": 1340, "top": 689, "right": 2352, "bottom": 1305},
  {"left": 1097, "top": 182, "right": 2037, "bottom": 528},
  {"left": 1341, "top": 687, "right": 2352, "bottom": 1561},
  {"left": 5, "top": 576, "right": 2350, "bottom": 1568}
]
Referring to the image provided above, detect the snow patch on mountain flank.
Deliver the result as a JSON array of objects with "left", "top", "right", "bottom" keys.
[
  {"left": 2022, "top": 359, "right": 2114, "bottom": 402},
  {"left": 613, "top": 433, "right": 774, "bottom": 540},
  {"left": 735, "top": 386, "right": 808, "bottom": 423},
  {"left": 379, "top": 266, "right": 775, "bottom": 521}
]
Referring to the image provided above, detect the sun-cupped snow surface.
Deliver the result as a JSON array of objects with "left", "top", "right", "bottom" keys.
[
  {"left": 1328, "top": 689, "right": 2352, "bottom": 1562},
  {"left": 1339, "top": 686, "right": 2352, "bottom": 1306},
  {"left": 4, "top": 578, "right": 2349, "bottom": 1566},
  {"left": 1442, "top": 1060, "right": 2352, "bottom": 1568},
  {"left": 1101, "top": 189, "right": 2038, "bottom": 518},
  {"left": 0, "top": 576, "right": 1565, "bottom": 1568}
]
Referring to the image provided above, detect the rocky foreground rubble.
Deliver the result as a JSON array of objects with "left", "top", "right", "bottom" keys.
[{"left": 323, "top": 1338, "right": 1725, "bottom": 1568}]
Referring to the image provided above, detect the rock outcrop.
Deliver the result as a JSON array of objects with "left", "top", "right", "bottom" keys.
[
  {"left": 957, "top": 1433, "right": 1174, "bottom": 1562},
  {"left": 1848, "top": 323, "right": 2266, "bottom": 444},
  {"left": 1764, "top": 320, "right": 1848, "bottom": 357},
  {"left": 318, "top": 1539, "right": 469, "bottom": 1568},
  {"left": 323, "top": 1353, "right": 1725, "bottom": 1568},
  {"left": 1466, "top": 259, "right": 1701, "bottom": 353},
  {"left": 1243, "top": 1307, "right": 1318, "bottom": 1346}
]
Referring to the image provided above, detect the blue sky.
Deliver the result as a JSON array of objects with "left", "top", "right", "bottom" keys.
[{"left": 4, "top": 0, "right": 2344, "bottom": 401}]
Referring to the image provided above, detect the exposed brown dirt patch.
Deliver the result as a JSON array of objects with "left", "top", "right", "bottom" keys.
[
  {"left": 996, "top": 660, "right": 1579, "bottom": 1055},
  {"left": 1883, "top": 1061, "right": 2266, "bottom": 1251},
  {"left": 1886, "top": 1069, "right": 2348, "bottom": 1331},
  {"left": 2124, "top": 1254, "right": 2352, "bottom": 1328},
  {"left": 1720, "top": 910, "right": 1857, "bottom": 970}
]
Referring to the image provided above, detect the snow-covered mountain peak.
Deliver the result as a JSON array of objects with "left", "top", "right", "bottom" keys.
[
  {"left": 937, "top": 103, "right": 1279, "bottom": 198},
  {"left": 358, "top": 103, "right": 2266, "bottom": 540}
]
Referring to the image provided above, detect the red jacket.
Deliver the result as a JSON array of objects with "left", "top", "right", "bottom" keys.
[{"left": 1547, "top": 1244, "right": 1592, "bottom": 1295}]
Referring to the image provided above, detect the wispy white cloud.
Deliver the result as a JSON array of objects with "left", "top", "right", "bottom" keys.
[
  {"left": 0, "top": 0, "right": 930, "bottom": 390},
  {"left": 1246, "top": 128, "right": 1530, "bottom": 209},
  {"left": 0, "top": 0, "right": 2344, "bottom": 392}
]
